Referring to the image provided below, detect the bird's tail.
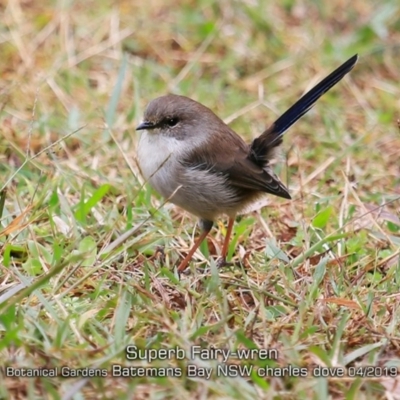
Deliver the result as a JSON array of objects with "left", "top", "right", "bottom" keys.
[{"left": 249, "top": 54, "right": 358, "bottom": 166}]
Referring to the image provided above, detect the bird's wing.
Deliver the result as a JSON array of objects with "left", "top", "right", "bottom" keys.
[{"left": 180, "top": 129, "right": 291, "bottom": 200}]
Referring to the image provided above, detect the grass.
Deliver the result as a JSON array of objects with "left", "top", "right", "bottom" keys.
[{"left": 1, "top": 0, "right": 400, "bottom": 399}]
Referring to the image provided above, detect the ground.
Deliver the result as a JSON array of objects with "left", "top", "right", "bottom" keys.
[{"left": 1, "top": 0, "right": 400, "bottom": 399}]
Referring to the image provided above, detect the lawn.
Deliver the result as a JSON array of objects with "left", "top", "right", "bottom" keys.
[{"left": 1, "top": 0, "right": 400, "bottom": 399}]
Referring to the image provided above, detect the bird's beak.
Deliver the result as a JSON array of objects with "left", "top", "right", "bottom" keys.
[{"left": 136, "top": 121, "right": 155, "bottom": 131}]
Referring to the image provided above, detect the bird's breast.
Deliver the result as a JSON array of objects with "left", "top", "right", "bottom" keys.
[
  {"left": 137, "top": 131, "right": 187, "bottom": 198},
  {"left": 137, "top": 131, "right": 251, "bottom": 220}
]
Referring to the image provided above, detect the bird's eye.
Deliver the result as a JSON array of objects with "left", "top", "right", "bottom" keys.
[{"left": 166, "top": 117, "right": 179, "bottom": 127}]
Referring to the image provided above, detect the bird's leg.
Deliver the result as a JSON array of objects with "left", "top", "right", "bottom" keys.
[
  {"left": 217, "top": 217, "right": 235, "bottom": 268},
  {"left": 177, "top": 219, "right": 213, "bottom": 273}
]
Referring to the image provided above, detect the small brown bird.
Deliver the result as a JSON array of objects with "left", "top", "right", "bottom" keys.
[{"left": 136, "top": 55, "right": 358, "bottom": 272}]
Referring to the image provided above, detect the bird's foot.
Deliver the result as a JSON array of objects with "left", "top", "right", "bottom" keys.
[{"left": 216, "top": 257, "right": 233, "bottom": 269}]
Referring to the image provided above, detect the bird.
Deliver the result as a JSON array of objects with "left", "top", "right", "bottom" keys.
[{"left": 136, "top": 54, "right": 358, "bottom": 273}]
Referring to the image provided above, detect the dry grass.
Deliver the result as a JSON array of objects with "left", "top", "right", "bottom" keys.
[{"left": 1, "top": 0, "right": 400, "bottom": 399}]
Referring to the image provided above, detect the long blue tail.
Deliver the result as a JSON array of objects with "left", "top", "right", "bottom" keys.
[{"left": 250, "top": 54, "right": 358, "bottom": 166}]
